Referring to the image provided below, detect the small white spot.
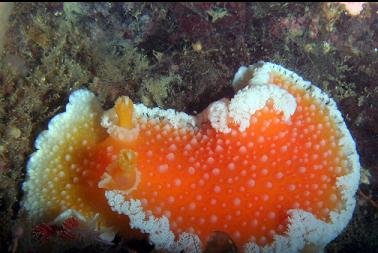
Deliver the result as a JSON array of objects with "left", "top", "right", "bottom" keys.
[
  {"left": 251, "top": 219, "right": 258, "bottom": 226},
  {"left": 268, "top": 211, "right": 276, "bottom": 219},
  {"left": 298, "top": 167, "right": 306, "bottom": 173},
  {"left": 190, "top": 138, "right": 198, "bottom": 145},
  {"left": 189, "top": 202, "right": 196, "bottom": 210},
  {"left": 214, "top": 186, "right": 221, "bottom": 193},
  {"left": 233, "top": 198, "right": 241, "bottom": 206},
  {"left": 64, "top": 154, "right": 71, "bottom": 161},
  {"left": 174, "top": 178, "right": 182, "bottom": 186},
  {"left": 212, "top": 168, "right": 220, "bottom": 176},
  {"left": 260, "top": 155, "right": 268, "bottom": 162},
  {"left": 239, "top": 146, "right": 247, "bottom": 154},
  {"left": 207, "top": 157, "right": 215, "bottom": 164},
  {"left": 210, "top": 215, "right": 218, "bottom": 223},
  {"left": 305, "top": 142, "right": 312, "bottom": 148},
  {"left": 188, "top": 167, "right": 195, "bottom": 175},
  {"left": 155, "top": 206, "right": 162, "bottom": 214},
  {"left": 275, "top": 172, "right": 284, "bottom": 179},
  {"left": 164, "top": 210, "right": 171, "bottom": 218},
  {"left": 141, "top": 198, "right": 148, "bottom": 206},
  {"left": 199, "top": 218, "right": 205, "bottom": 225},
  {"left": 215, "top": 145, "right": 224, "bottom": 153},
  {"left": 335, "top": 166, "right": 342, "bottom": 174},
  {"left": 167, "top": 196, "right": 175, "bottom": 204},
  {"left": 228, "top": 162, "right": 236, "bottom": 171},
  {"left": 169, "top": 144, "right": 177, "bottom": 152},
  {"left": 167, "top": 153, "right": 175, "bottom": 161},
  {"left": 210, "top": 198, "right": 217, "bottom": 205},
  {"left": 262, "top": 194, "right": 269, "bottom": 202},
  {"left": 261, "top": 168, "right": 268, "bottom": 175},
  {"left": 184, "top": 144, "right": 192, "bottom": 151},
  {"left": 247, "top": 179, "right": 256, "bottom": 187},
  {"left": 330, "top": 194, "right": 337, "bottom": 202},
  {"left": 320, "top": 175, "right": 328, "bottom": 182},
  {"left": 177, "top": 216, "right": 184, "bottom": 223},
  {"left": 266, "top": 181, "right": 273, "bottom": 188},
  {"left": 288, "top": 184, "right": 296, "bottom": 191},
  {"left": 158, "top": 164, "right": 169, "bottom": 173}
]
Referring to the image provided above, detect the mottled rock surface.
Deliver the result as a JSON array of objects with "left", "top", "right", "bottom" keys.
[{"left": 0, "top": 2, "right": 377, "bottom": 253}]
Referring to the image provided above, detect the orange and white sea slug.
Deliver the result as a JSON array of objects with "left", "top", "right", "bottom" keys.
[{"left": 22, "top": 62, "right": 360, "bottom": 253}]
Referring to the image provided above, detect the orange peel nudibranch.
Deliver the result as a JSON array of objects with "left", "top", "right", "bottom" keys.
[{"left": 22, "top": 62, "right": 360, "bottom": 253}]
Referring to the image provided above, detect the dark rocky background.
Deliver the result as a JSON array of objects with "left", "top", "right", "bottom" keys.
[{"left": 0, "top": 3, "right": 377, "bottom": 253}]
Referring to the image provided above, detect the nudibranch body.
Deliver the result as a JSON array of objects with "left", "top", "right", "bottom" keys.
[{"left": 23, "top": 62, "right": 360, "bottom": 253}]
